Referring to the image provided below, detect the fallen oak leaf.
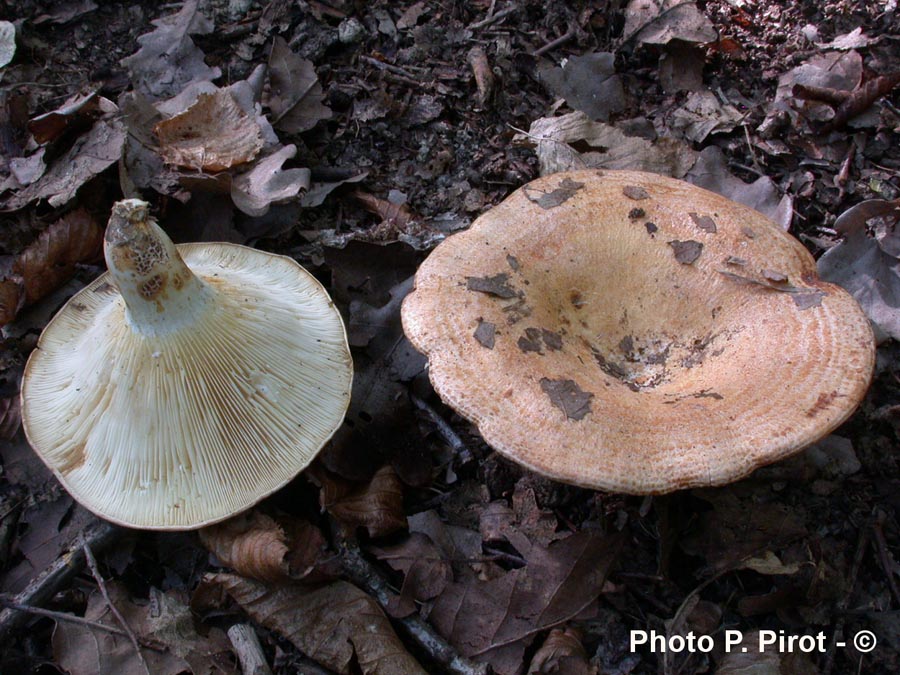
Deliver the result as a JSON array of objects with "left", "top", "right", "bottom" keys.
[
  {"left": 0, "top": 209, "right": 102, "bottom": 326},
  {"left": 267, "top": 36, "right": 332, "bottom": 133},
  {"left": 427, "top": 531, "right": 622, "bottom": 675},
  {"left": 203, "top": 573, "right": 429, "bottom": 675},
  {"left": 120, "top": 0, "right": 220, "bottom": 100},
  {"left": 154, "top": 89, "right": 264, "bottom": 171}
]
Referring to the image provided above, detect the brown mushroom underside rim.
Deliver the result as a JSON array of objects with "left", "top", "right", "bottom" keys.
[{"left": 401, "top": 169, "right": 875, "bottom": 494}]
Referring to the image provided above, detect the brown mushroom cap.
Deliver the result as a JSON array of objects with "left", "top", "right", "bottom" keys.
[{"left": 401, "top": 170, "right": 875, "bottom": 494}]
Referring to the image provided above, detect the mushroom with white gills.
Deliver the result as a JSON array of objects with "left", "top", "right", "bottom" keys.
[
  {"left": 401, "top": 169, "right": 875, "bottom": 494},
  {"left": 21, "top": 199, "right": 353, "bottom": 529}
]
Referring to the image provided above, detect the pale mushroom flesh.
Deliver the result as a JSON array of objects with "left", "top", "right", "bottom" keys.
[{"left": 22, "top": 200, "right": 353, "bottom": 529}]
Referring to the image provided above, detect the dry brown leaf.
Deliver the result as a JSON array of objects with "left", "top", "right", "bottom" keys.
[
  {"left": 199, "top": 511, "right": 335, "bottom": 583},
  {"left": 681, "top": 487, "right": 807, "bottom": 572},
  {"left": 428, "top": 531, "right": 622, "bottom": 675},
  {"left": 267, "top": 36, "right": 332, "bottom": 133},
  {"left": 28, "top": 91, "right": 115, "bottom": 145},
  {"left": 528, "top": 627, "right": 595, "bottom": 675},
  {"left": 1, "top": 117, "right": 126, "bottom": 210},
  {"left": 206, "top": 573, "right": 428, "bottom": 675},
  {"left": 518, "top": 111, "right": 696, "bottom": 177},
  {"left": 369, "top": 532, "right": 453, "bottom": 617},
  {"left": 154, "top": 89, "right": 264, "bottom": 171},
  {"left": 817, "top": 198, "right": 900, "bottom": 342},
  {"left": 52, "top": 583, "right": 236, "bottom": 675},
  {"left": 622, "top": 0, "right": 717, "bottom": 46},
  {"left": 0, "top": 209, "right": 102, "bottom": 326},
  {"left": 230, "top": 144, "right": 311, "bottom": 217},
  {"left": 537, "top": 52, "right": 625, "bottom": 122},
  {"left": 315, "top": 464, "right": 407, "bottom": 537},
  {"left": 121, "top": 0, "right": 220, "bottom": 100}
]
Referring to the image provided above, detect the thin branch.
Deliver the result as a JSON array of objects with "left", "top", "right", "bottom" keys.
[
  {"left": 83, "top": 535, "right": 148, "bottom": 674},
  {"left": 336, "top": 532, "right": 491, "bottom": 675},
  {"left": 0, "top": 595, "right": 165, "bottom": 652},
  {"left": 0, "top": 519, "right": 122, "bottom": 646}
]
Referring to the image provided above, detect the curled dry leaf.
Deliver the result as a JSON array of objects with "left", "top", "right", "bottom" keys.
[
  {"left": 817, "top": 198, "right": 900, "bottom": 342},
  {"left": 528, "top": 626, "right": 595, "bottom": 675},
  {"left": 205, "top": 573, "right": 429, "bottom": 675},
  {"left": 0, "top": 209, "right": 102, "bottom": 326},
  {"left": 154, "top": 89, "right": 264, "bottom": 171},
  {"left": 230, "top": 144, "right": 311, "bottom": 217},
  {"left": 199, "top": 510, "right": 332, "bottom": 583},
  {"left": 314, "top": 464, "right": 407, "bottom": 537},
  {"left": 28, "top": 91, "right": 116, "bottom": 145}
]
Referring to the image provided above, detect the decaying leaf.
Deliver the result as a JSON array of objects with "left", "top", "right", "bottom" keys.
[
  {"left": 715, "top": 631, "right": 819, "bottom": 675},
  {"left": 230, "top": 144, "right": 311, "bottom": 216},
  {"left": 121, "top": 0, "right": 221, "bottom": 100},
  {"left": 369, "top": 532, "right": 453, "bottom": 617},
  {"left": 28, "top": 91, "right": 116, "bottom": 145},
  {"left": 686, "top": 147, "right": 793, "bottom": 230},
  {"left": 817, "top": 198, "right": 900, "bottom": 342},
  {"left": 154, "top": 89, "right": 264, "bottom": 171},
  {"left": 682, "top": 487, "right": 807, "bottom": 572},
  {"left": 518, "top": 111, "right": 696, "bottom": 177},
  {"left": 267, "top": 36, "right": 332, "bottom": 133},
  {"left": 538, "top": 52, "right": 625, "bottom": 122},
  {"left": 314, "top": 464, "right": 407, "bottom": 537},
  {"left": 52, "top": 583, "right": 236, "bottom": 675},
  {"left": 427, "top": 531, "right": 621, "bottom": 675},
  {"left": 0, "top": 209, "right": 102, "bottom": 326},
  {"left": 205, "top": 573, "right": 429, "bottom": 675},
  {"left": 198, "top": 510, "right": 333, "bottom": 583},
  {"left": 539, "top": 378, "right": 594, "bottom": 421},
  {"left": 668, "top": 90, "right": 744, "bottom": 143},
  {"left": 669, "top": 239, "right": 703, "bottom": 264},
  {"left": 528, "top": 626, "right": 594, "bottom": 675},
  {"left": 622, "top": 0, "right": 717, "bottom": 46},
  {"left": 1, "top": 118, "right": 126, "bottom": 211}
]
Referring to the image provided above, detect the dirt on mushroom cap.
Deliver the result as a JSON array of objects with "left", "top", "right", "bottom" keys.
[{"left": 401, "top": 169, "right": 875, "bottom": 494}]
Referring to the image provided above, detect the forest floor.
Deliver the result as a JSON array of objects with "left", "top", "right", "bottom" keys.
[{"left": 1, "top": 1, "right": 900, "bottom": 674}]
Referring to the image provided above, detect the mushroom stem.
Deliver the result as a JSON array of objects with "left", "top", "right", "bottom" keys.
[{"left": 104, "top": 199, "right": 214, "bottom": 336}]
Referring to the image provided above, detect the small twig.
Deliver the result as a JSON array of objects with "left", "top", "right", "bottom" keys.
[
  {"left": 82, "top": 535, "right": 148, "bottom": 674},
  {"left": 336, "top": 532, "right": 491, "bottom": 675},
  {"left": 0, "top": 519, "right": 122, "bottom": 646},
  {"left": 0, "top": 595, "right": 165, "bottom": 651},
  {"left": 872, "top": 510, "right": 900, "bottom": 607},
  {"left": 533, "top": 26, "right": 576, "bottom": 57},
  {"left": 822, "top": 514, "right": 871, "bottom": 675},
  {"left": 469, "top": 5, "right": 517, "bottom": 29},
  {"left": 411, "top": 394, "right": 474, "bottom": 466},
  {"left": 228, "top": 623, "right": 274, "bottom": 675},
  {"left": 359, "top": 55, "right": 421, "bottom": 82}
]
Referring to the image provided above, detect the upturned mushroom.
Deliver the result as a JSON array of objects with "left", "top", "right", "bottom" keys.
[
  {"left": 402, "top": 170, "right": 875, "bottom": 494},
  {"left": 21, "top": 199, "right": 352, "bottom": 529}
]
